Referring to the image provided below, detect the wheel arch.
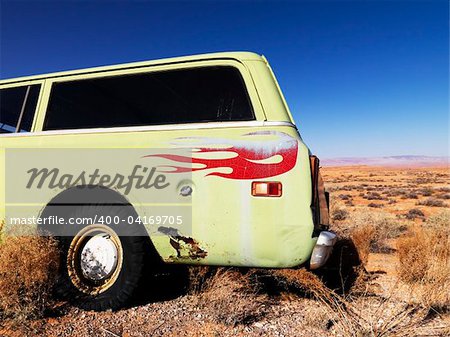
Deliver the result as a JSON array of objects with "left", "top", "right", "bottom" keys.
[
  {"left": 42, "top": 185, "right": 132, "bottom": 208},
  {"left": 39, "top": 185, "right": 161, "bottom": 259}
]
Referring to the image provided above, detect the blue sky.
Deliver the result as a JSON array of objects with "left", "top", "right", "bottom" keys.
[{"left": 1, "top": 0, "right": 448, "bottom": 158}]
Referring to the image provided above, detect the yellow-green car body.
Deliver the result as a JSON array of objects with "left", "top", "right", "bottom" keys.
[{"left": 0, "top": 52, "right": 334, "bottom": 309}]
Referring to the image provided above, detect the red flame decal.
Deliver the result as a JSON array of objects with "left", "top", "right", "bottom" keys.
[{"left": 144, "top": 132, "right": 298, "bottom": 180}]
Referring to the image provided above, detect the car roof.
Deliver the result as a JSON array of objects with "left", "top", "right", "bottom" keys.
[{"left": 0, "top": 51, "right": 264, "bottom": 85}]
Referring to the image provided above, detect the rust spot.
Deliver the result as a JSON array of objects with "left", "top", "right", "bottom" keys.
[{"left": 158, "top": 227, "right": 208, "bottom": 260}]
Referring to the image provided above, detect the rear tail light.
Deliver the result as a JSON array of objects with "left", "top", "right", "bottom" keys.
[{"left": 251, "top": 181, "right": 282, "bottom": 197}]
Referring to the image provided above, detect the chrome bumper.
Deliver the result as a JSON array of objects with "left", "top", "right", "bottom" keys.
[{"left": 309, "top": 231, "right": 337, "bottom": 270}]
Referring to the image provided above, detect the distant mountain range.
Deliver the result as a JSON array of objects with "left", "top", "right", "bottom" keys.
[{"left": 321, "top": 155, "right": 449, "bottom": 167}]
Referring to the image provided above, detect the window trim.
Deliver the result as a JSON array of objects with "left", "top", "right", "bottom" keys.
[
  {"left": 15, "top": 85, "right": 31, "bottom": 132},
  {"left": 32, "top": 59, "right": 265, "bottom": 133},
  {"left": 0, "top": 80, "right": 44, "bottom": 134},
  {"left": 0, "top": 120, "right": 296, "bottom": 138}
]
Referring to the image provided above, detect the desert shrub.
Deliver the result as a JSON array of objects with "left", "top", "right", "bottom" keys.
[
  {"left": 415, "top": 177, "right": 433, "bottom": 184},
  {"left": 419, "top": 187, "right": 434, "bottom": 196},
  {"left": 191, "top": 266, "right": 365, "bottom": 331},
  {"left": 436, "top": 193, "right": 450, "bottom": 200},
  {"left": 266, "top": 269, "right": 336, "bottom": 302},
  {"left": 340, "top": 185, "right": 354, "bottom": 191},
  {"left": 417, "top": 198, "right": 447, "bottom": 207},
  {"left": 194, "top": 268, "right": 269, "bottom": 326},
  {"left": 338, "top": 194, "right": 351, "bottom": 200},
  {"left": 367, "top": 202, "right": 383, "bottom": 208},
  {"left": 405, "top": 208, "right": 425, "bottom": 220},
  {"left": 397, "top": 212, "right": 450, "bottom": 311},
  {"left": 332, "top": 208, "right": 349, "bottom": 221},
  {"left": 344, "top": 199, "right": 354, "bottom": 206},
  {"left": 385, "top": 188, "right": 408, "bottom": 197},
  {"left": 0, "top": 231, "right": 59, "bottom": 321},
  {"left": 404, "top": 192, "right": 418, "bottom": 199},
  {"left": 365, "top": 192, "right": 385, "bottom": 200}
]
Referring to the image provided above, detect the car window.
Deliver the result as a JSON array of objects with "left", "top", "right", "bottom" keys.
[
  {"left": 44, "top": 66, "right": 254, "bottom": 130},
  {"left": 0, "top": 85, "right": 40, "bottom": 133}
]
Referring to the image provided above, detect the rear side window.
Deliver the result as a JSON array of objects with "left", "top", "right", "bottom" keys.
[
  {"left": 0, "top": 85, "right": 40, "bottom": 133},
  {"left": 44, "top": 66, "right": 254, "bottom": 130}
]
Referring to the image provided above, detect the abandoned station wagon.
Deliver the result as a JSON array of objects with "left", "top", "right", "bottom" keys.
[{"left": 0, "top": 52, "right": 335, "bottom": 310}]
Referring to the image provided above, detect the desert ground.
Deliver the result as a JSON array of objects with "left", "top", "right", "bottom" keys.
[{"left": 0, "top": 165, "right": 449, "bottom": 337}]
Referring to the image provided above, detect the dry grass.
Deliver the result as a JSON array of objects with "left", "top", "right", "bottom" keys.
[
  {"left": 336, "top": 211, "right": 406, "bottom": 259},
  {"left": 188, "top": 267, "right": 358, "bottom": 331},
  {"left": 0, "top": 228, "right": 60, "bottom": 322},
  {"left": 397, "top": 229, "right": 430, "bottom": 283},
  {"left": 262, "top": 269, "right": 435, "bottom": 337},
  {"left": 188, "top": 266, "right": 441, "bottom": 335},
  {"left": 397, "top": 211, "right": 450, "bottom": 311},
  {"left": 188, "top": 265, "right": 215, "bottom": 294},
  {"left": 350, "top": 224, "right": 376, "bottom": 266},
  {"left": 190, "top": 268, "right": 269, "bottom": 326},
  {"left": 350, "top": 211, "right": 405, "bottom": 239},
  {"left": 0, "top": 221, "right": 5, "bottom": 244}
]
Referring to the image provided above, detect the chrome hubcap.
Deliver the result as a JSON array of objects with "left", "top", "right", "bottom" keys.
[
  {"left": 67, "top": 224, "right": 123, "bottom": 295},
  {"left": 80, "top": 234, "right": 119, "bottom": 281}
]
